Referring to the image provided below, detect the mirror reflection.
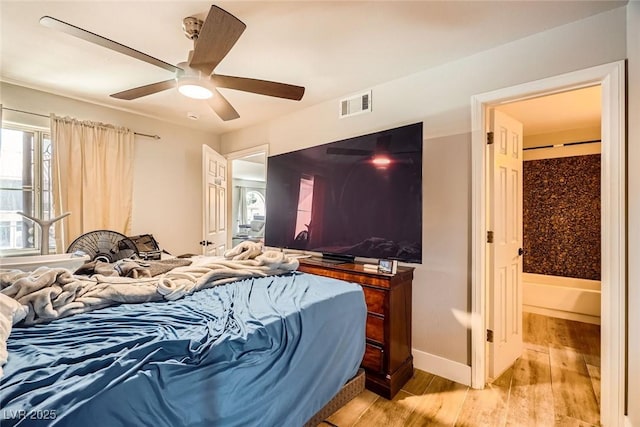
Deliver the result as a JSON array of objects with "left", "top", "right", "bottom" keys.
[{"left": 231, "top": 153, "right": 266, "bottom": 247}]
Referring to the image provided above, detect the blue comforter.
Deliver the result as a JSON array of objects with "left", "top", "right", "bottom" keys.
[{"left": 0, "top": 272, "right": 366, "bottom": 427}]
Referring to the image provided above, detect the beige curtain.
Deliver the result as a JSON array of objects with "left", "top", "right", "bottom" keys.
[{"left": 51, "top": 115, "right": 134, "bottom": 251}]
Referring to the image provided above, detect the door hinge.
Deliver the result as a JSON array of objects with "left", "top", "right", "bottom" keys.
[
  {"left": 487, "top": 230, "right": 494, "bottom": 243},
  {"left": 486, "top": 329, "right": 494, "bottom": 343},
  {"left": 487, "top": 131, "right": 494, "bottom": 145}
]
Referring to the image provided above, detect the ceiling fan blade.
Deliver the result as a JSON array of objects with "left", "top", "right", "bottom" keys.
[
  {"left": 110, "top": 79, "right": 176, "bottom": 100},
  {"left": 189, "top": 6, "right": 246, "bottom": 75},
  {"left": 207, "top": 89, "right": 240, "bottom": 121},
  {"left": 326, "top": 147, "right": 373, "bottom": 156},
  {"left": 40, "top": 16, "right": 181, "bottom": 74},
  {"left": 211, "top": 74, "right": 305, "bottom": 101}
]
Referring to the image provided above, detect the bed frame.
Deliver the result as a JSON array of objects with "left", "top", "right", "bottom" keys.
[{"left": 305, "top": 369, "right": 365, "bottom": 426}]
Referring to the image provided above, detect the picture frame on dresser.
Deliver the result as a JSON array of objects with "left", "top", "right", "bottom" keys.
[{"left": 378, "top": 259, "right": 398, "bottom": 274}]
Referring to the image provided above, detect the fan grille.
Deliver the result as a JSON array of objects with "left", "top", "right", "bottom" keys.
[{"left": 66, "top": 230, "right": 138, "bottom": 262}]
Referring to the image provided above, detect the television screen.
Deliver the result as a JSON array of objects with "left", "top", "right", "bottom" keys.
[{"left": 265, "top": 122, "right": 423, "bottom": 263}]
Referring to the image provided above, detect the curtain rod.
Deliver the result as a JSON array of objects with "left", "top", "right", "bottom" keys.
[
  {"left": 1, "top": 106, "right": 161, "bottom": 140},
  {"left": 523, "top": 139, "right": 601, "bottom": 151}
]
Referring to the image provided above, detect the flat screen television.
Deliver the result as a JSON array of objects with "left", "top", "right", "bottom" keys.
[{"left": 265, "top": 122, "right": 423, "bottom": 264}]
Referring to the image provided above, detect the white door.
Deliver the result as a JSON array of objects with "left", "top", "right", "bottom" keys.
[
  {"left": 202, "top": 145, "right": 228, "bottom": 256},
  {"left": 487, "top": 109, "right": 524, "bottom": 380}
]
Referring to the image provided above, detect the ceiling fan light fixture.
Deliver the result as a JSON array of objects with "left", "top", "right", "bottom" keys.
[
  {"left": 178, "top": 81, "right": 213, "bottom": 99},
  {"left": 175, "top": 62, "right": 214, "bottom": 99},
  {"left": 178, "top": 84, "right": 213, "bottom": 99},
  {"left": 371, "top": 155, "right": 392, "bottom": 166}
]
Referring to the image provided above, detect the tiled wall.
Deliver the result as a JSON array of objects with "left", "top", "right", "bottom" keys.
[{"left": 523, "top": 154, "right": 601, "bottom": 280}]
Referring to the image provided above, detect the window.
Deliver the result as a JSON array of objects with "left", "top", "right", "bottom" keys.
[
  {"left": 245, "top": 190, "right": 265, "bottom": 221},
  {"left": 294, "top": 176, "right": 314, "bottom": 240},
  {"left": 0, "top": 124, "right": 52, "bottom": 253}
]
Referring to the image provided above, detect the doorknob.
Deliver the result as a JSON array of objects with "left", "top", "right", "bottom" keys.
[
  {"left": 518, "top": 248, "right": 524, "bottom": 256},
  {"left": 199, "top": 240, "right": 212, "bottom": 246}
]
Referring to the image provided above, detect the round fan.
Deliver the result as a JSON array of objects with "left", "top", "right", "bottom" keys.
[{"left": 66, "top": 230, "right": 138, "bottom": 262}]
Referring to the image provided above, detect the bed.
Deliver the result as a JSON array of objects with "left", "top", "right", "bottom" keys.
[{"left": 0, "top": 252, "right": 366, "bottom": 427}]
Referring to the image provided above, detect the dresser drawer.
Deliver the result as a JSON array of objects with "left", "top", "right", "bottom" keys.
[
  {"left": 366, "top": 314, "right": 384, "bottom": 344},
  {"left": 362, "top": 286, "right": 386, "bottom": 316},
  {"left": 362, "top": 343, "right": 384, "bottom": 373}
]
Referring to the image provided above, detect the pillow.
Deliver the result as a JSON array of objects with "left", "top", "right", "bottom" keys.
[
  {"left": 0, "top": 293, "right": 28, "bottom": 377},
  {"left": 250, "top": 220, "right": 265, "bottom": 232}
]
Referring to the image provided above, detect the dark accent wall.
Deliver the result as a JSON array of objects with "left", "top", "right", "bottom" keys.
[{"left": 523, "top": 154, "right": 601, "bottom": 280}]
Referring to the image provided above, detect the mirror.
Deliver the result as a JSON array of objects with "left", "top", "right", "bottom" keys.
[{"left": 230, "top": 151, "right": 266, "bottom": 248}]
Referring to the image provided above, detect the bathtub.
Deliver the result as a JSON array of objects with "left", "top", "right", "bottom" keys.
[
  {"left": 523, "top": 272, "right": 601, "bottom": 325},
  {"left": 0, "top": 253, "right": 90, "bottom": 272}
]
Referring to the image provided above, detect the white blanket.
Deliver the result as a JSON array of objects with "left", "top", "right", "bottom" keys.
[
  {"left": 0, "top": 293, "right": 28, "bottom": 377},
  {"left": 0, "top": 250, "right": 298, "bottom": 325},
  {"left": 0, "top": 246, "right": 298, "bottom": 375}
]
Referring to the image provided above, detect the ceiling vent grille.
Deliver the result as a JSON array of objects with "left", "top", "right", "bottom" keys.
[{"left": 339, "top": 90, "right": 372, "bottom": 118}]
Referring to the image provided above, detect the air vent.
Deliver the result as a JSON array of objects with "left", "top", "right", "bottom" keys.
[{"left": 339, "top": 90, "right": 372, "bottom": 118}]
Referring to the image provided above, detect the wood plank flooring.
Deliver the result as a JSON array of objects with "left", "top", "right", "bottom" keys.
[{"left": 318, "top": 313, "right": 601, "bottom": 427}]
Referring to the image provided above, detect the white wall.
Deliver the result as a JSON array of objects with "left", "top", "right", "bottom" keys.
[
  {"left": 626, "top": 1, "right": 639, "bottom": 424},
  {"left": 0, "top": 82, "right": 219, "bottom": 255},
  {"left": 220, "top": 7, "right": 627, "bottom": 371}
]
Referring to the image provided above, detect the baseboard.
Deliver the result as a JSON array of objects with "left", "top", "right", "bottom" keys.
[
  {"left": 412, "top": 348, "right": 471, "bottom": 386},
  {"left": 524, "top": 304, "right": 601, "bottom": 325}
]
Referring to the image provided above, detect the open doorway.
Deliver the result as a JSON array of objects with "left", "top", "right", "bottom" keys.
[
  {"left": 470, "top": 61, "right": 625, "bottom": 426},
  {"left": 226, "top": 145, "right": 268, "bottom": 249},
  {"left": 497, "top": 86, "right": 602, "bottom": 324},
  {"left": 488, "top": 85, "right": 602, "bottom": 424}
]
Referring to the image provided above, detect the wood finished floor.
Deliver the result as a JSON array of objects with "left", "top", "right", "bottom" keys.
[{"left": 319, "top": 313, "right": 601, "bottom": 427}]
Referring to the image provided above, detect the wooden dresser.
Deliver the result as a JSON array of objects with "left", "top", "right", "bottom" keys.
[{"left": 298, "top": 258, "right": 414, "bottom": 399}]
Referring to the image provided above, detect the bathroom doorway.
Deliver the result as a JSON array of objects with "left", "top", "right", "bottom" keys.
[
  {"left": 494, "top": 85, "right": 602, "bottom": 425},
  {"left": 470, "top": 61, "right": 625, "bottom": 426}
]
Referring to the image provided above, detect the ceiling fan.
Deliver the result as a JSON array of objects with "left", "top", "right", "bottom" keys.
[
  {"left": 326, "top": 135, "right": 420, "bottom": 168},
  {"left": 39, "top": 5, "right": 305, "bottom": 121}
]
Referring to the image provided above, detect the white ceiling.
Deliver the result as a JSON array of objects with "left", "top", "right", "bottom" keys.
[
  {"left": 232, "top": 153, "right": 266, "bottom": 182},
  {"left": 498, "top": 85, "right": 601, "bottom": 136},
  {"left": 0, "top": 1, "right": 626, "bottom": 134}
]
